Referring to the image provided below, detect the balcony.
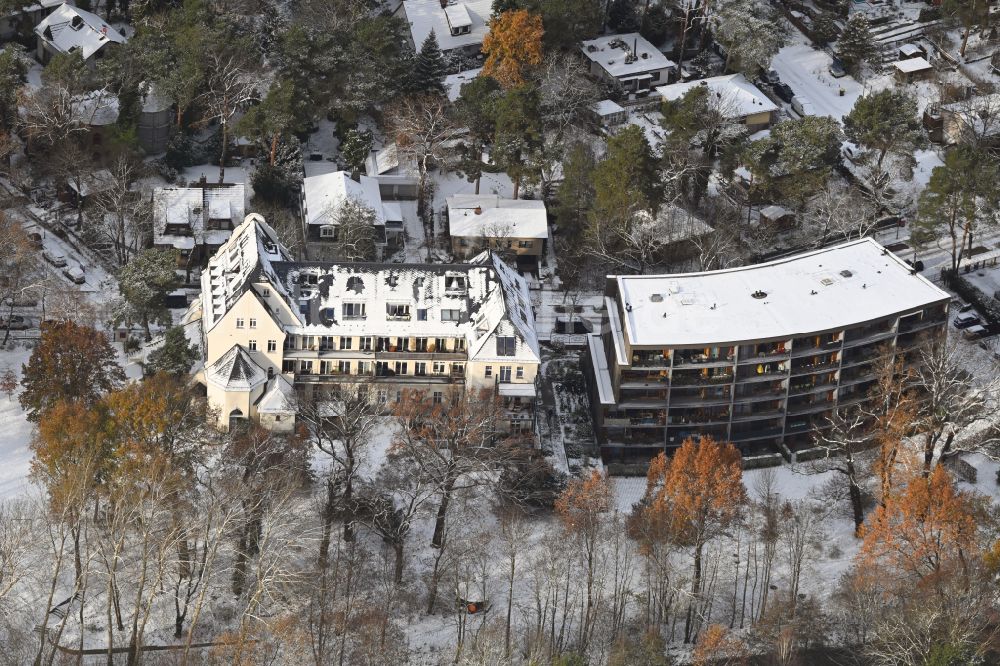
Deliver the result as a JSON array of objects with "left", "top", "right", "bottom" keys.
[
  {"left": 788, "top": 379, "right": 837, "bottom": 395},
  {"left": 732, "top": 387, "right": 786, "bottom": 403},
  {"left": 843, "top": 327, "right": 895, "bottom": 349},
  {"left": 898, "top": 317, "right": 946, "bottom": 334},
  {"left": 671, "top": 372, "right": 734, "bottom": 387},
  {"left": 787, "top": 399, "right": 834, "bottom": 416},
  {"left": 790, "top": 358, "right": 839, "bottom": 375},
  {"left": 730, "top": 426, "right": 783, "bottom": 442},
  {"left": 731, "top": 407, "right": 784, "bottom": 422},
  {"left": 630, "top": 352, "right": 672, "bottom": 368},
  {"left": 374, "top": 350, "right": 467, "bottom": 360},
  {"left": 737, "top": 349, "right": 790, "bottom": 365},
  {"left": 673, "top": 348, "right": 735, "bottom": 368}
]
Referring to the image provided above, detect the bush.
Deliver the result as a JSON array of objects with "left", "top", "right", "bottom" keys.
[
  {"left": 164, "top": 132, "right": 198, "bottom": 170},
  {"left": 252, "top": 163, "right": 298, "bottom": 207},
  {"left": 123, "top": 336, "right": 140, "bottom": 354}
]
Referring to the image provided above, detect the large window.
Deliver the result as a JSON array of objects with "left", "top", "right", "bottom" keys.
[
  {"left": 499, "top": 366, "right": 512, "bottom": 382},
  {"left": 343, "top": 302, "right": 366, "bottom": 319},
  {"left": 386, "top": 303, "right": 411, "bottom": 320},
  {"left": 496, "top": 336, "right": 516, "bottom": 356},
  {"left": 442, "top": 309, "right": 460, "bottom": 322}
]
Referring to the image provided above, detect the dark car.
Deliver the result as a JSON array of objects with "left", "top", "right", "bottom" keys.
[
  {"left": 953, "top": 313, "right": 982, "bottom": 329},
  {"left": 0, "top": 315, "right": 30, "bottom": 330},
  {"left": 774, "top": 82, "right": 794, "bottom": 103}
]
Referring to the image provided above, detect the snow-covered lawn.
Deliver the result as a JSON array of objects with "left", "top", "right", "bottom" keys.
[
  {"left": 771, "top": 43, "right": 887, "bottom": 122},
  {"left": 0, "top": 347, "right": 35, "bottom": 500}
]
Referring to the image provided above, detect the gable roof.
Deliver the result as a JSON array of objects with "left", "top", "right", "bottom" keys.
[
  {"left": 447, "top": 194, "right": 549, "bottom": 240},
  {"left": 302, "top": 171, "right": 387, "bottom": 227},
  {"left": 656, "top": 74, "right": 777, "bottom": 118},
  {"left": 206, "top": 344, "right": 268, "bottom": 391},
  {"left": 35, "top": 3, "right": 125, "bottom": 60},
  {"left": 201, "top": 214, "right": 295, "bottom": 333},
  {"left": 153, "top": 184, "right": 247, "bottom": 250},
  {"left": 255, "top": 374, "right": 295, "bottom": 413}
]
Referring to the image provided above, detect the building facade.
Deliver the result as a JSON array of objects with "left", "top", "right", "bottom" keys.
[
  {"left": 196, "top": 214, "right": 540, "bottom": 432},
  {"left": 586, "top": 239, "right": 950, "bottom": 464}
]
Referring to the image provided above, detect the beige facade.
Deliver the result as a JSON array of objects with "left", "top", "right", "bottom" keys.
[{"left": 199, "top": 214, "right": 541, "bottom": 433}]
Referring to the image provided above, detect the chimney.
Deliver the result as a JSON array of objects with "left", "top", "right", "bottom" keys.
[
  {"left": 440, "top": 0, "right": 447, "bottom": 7},
  {"left": 474, "top": 206, "right": 482, "bottom": 215}
]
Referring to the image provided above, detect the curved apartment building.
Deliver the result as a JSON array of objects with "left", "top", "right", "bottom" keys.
[{"left": 586, "top": 239, "right": 950, "bottom": 463}]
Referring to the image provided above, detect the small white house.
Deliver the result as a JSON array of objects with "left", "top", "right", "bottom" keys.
[
  {"left": 594, "top": 99, "right": 627, "bottom": 127},
  {"left": 396, "top": 0, "right": 492, "bottom": 56},
  {"left": 34, "top": 3, "right": 125, "bottom": 65},
  {"left": 301, "top": 171, "right": 405, "bottom": 251},
  {"left": 892, "top": 57, "right": 933, "bottom": 84},
  {"left": 447, "top": 194, "right": 548, "bottom": 270},
  {"left": 581, "top": 33, "right": 676, "bottom": 97}
]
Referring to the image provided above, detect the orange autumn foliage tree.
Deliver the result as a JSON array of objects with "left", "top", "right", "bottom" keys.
[
  {"left": 638, "top": 437, "right": 747, "bottom": 643},
  {"left": 692, "top": 623, "right": 750, "bottom": 666},
  {"left": 860, "top": 465, "right": 978, "bottom": 590},
  {"left": 481, "top": 10, "right": 544, "bottom": 89}
]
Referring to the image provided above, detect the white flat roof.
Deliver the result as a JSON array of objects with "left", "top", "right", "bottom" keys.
[
  {"left": 447, "top": 194, "right": 548, "bottom": 239},
  {"left": 893, "top": 57, "right": 932, "bottom": 73},
  {"left": 400, "top": 0, "right": 491, "bottom": 52},
  {"left": 614, "top": 238, "right": 949, "bottom": 347},
  {"left": 657, "top": 74, "right": 778, "bottom": 118},
  {"left": 581, "top": 33, "right": 675, "bottom": 79}
]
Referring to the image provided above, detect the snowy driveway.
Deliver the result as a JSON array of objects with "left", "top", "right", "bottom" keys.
[{"left": 771, "top": 44, "right": 870, "bottom": 122}]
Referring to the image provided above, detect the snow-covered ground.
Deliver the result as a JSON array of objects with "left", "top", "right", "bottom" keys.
[
  {"left": 0, "top": 347, "right": 35, "bottom": 500},
  {"left": 771, "top": 43, "right": 887, "bottom": 122}
]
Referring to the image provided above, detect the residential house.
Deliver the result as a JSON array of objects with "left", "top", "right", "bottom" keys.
[
  {"left": 152, "top": 180, "right": 247, "bottom": 269},
  {"left": 581, "top": 33, "right": 676, "bottom": 99},
  {"left": 939, "top": 93, "right": 1000, "bottom": 146},
  {"left": 0, "top": 0, "right": 66, "bottom": 40},
  {"left": 446, "top": 194, "right": 548, "bottom": 271},
  {"left": 396, "top": 0, "right": 492, "bottom": 57},
  {"left": 593, "top": 99, "right": 628, "bottom": 127},
  {"left": 585, "top": 238, "right": 949, "bottom": 467},
  {"left": 301, "top": 171, "right": 405, "bottom": 256},
  {"left": 195, "top": 214, "right": 540, "bottom": 433},
  {"left": 34, "top": 3, "right": 125, "bottom": 65},
  {"left": 892, "top": 57, "right": 932, "bottom": 84},
  {"left": 656, "top": 74, "right": 778, "bottom": 132}
]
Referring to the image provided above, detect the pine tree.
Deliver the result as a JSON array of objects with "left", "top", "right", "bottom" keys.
[
  {"left": 144, "top": 326, "right": 199, "bottom": 377},
  {"left": 340, "top": 127, "right": 374, "bottom": 174},
  {"left": 113, "top": 249, "right": 181, "bottom": 342},
  {"left": 837, "top": 14, "right": 878, "bottom": 76},
  {"left": 410, "top": 30, "right": 446, "bottom": 95},
  {"left": 844, "top": 89, "right": 922, "bottom": 171}
]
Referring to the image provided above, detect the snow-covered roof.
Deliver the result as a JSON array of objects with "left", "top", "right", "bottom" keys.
[
  {"left": 66, "top": 168, "right": 113, "bottom": 196},
  {"left": 302, "top": 171, "right": 387, "bottom": 227},
  {"left": 256, "top": 374, "right": 295, "bottom": 413},
  {"left": 153, "top": 184, "right": 247, "bottom": 250},
  {"left": 141, "top": 84, "right": 171, "bottom": 113},
  {"left": 34, "top": 3, "right": 125, "bottom": 60},
  {"left": 206, "top": 344, "right": 267, "bottom": 391},
  {"left": 70, "top": 90, "right": 119, "bottom": 126},
  {"left": 447, "top": 194, "right": 549, "bottom": 240},
  {"left": 613, "top": 238, "right": 950, "bottom": 348},
  {"left": 265, "top": 250, "right": 539, "bottom": 364},
  {"left": 2, "top": 0, "right": 63, "bottom": 17},
  {"left": 893, "top": 57, "right": 932, "bottom": 74},
  {"left": 400, "top": 0, "right": 491, "bottom": 52},
  {"left": 587, "top": 334, "right": 615, "bottom": 405},
  {"left": 594, "top": 99, "right": 626, "bottom": 117},
  {"left": 201, "top": 214, "right": 294, "bottom": 332},
  {"left": 365, "top": 142, "right": 417, "bottom": 176},
  {"left": 656, "top": 74, "right": 777, "bottom": 118},
  {"left": 444, "top": 67, "right": 483, "bottom": 102},
  {"left": 899, "top": 43, "right": 923, "bottom": 57},
  {"left": 581, "top": 33, "right": 676, "bottom": 79}
]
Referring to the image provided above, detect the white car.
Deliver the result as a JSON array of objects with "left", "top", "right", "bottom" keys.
[
  {"left": 62, "top": 265, "right": 85, "bottom": 284},
  {"left": 42, "top": 250, "right": 67, "bottom": 267},
  {"left": 791, "top": 96, "right": 815, "bottom": 117}
]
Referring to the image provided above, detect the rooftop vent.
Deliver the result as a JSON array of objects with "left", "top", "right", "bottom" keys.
[
  {"left": 840, "top": 269, "right": 853, "bottom": 278},
  {"left": 681, "top": 296, "right": 695, "bottom": 305},
  {"left": 650, "top": 293, "right": 664, "bottom": 303},
  {"left": 751, "top": 290, "right": 767, "bottom": 299},
  {"left": 820, "top": 277, "right": 834, "bottom": 286}
]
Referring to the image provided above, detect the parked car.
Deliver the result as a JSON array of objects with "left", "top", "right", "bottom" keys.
[
  {"left": 774, "top": 82, "right": 794, "bottom": 103},
  {"left": 791, "top": 96, "right": 815, "bottom": 116},
  {"left": 829, "top": 58, "right": 847, "bottom": 78},
  {"left": 764, "top": 68, "right": 780, "bottom": 85},
  {"left": 0, "top": 315, "right": 30, "bottom": 330},
  {"left": 42, "top": 250, "right": 67, "bottom": 267},
  {"left": 955, "top": 300, "right": 974, "bottom": 313},
  {"left": 3, "top": 294, "right": 38, "bottom": 307},
  {"left": 63, "top": 265, "right": 85, "bottom": 284},
  {"left": 953, "top": 313, "right": 982, "bottom": 329},
  {"left": 963, "top": 324, "right": 988, "bottom": 340}
]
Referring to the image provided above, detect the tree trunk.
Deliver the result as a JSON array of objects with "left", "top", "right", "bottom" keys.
[
  {"left": 847, "top": 468, "right": 864, "bottom": 536},
  {"left": 961, "top": 27, "right": 971, "bottom": 59},
  {"left": 318, "top": 477, "right": 337, "bottom": 569},
  {"left": 142, "top": 312, "right": 152, "bottom": 342},
  {"left": 269, "top": 133, "right": 279, "bottom": 166},
  {"left": 393, "top": 540, "right": 404, "bottom": 585},
  {"left": 684, "top": 542, "right": 703, "bottom": 643},
  {"left": 218, "top": 111, "right": 228, "bottom": 184},
  {"left": 430, "top": 470, "right": 456, "bottom": 549}
]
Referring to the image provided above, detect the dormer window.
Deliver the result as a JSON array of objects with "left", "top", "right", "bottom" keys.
[
  {"left": 445, "top": 274, "right": 467, "bottom": 294},
  {"left": 320, "top": 225, "right": 336, "bottom": 239},
  {"left": 386, "top": 303, "right": 411, "bottom": 320}
]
